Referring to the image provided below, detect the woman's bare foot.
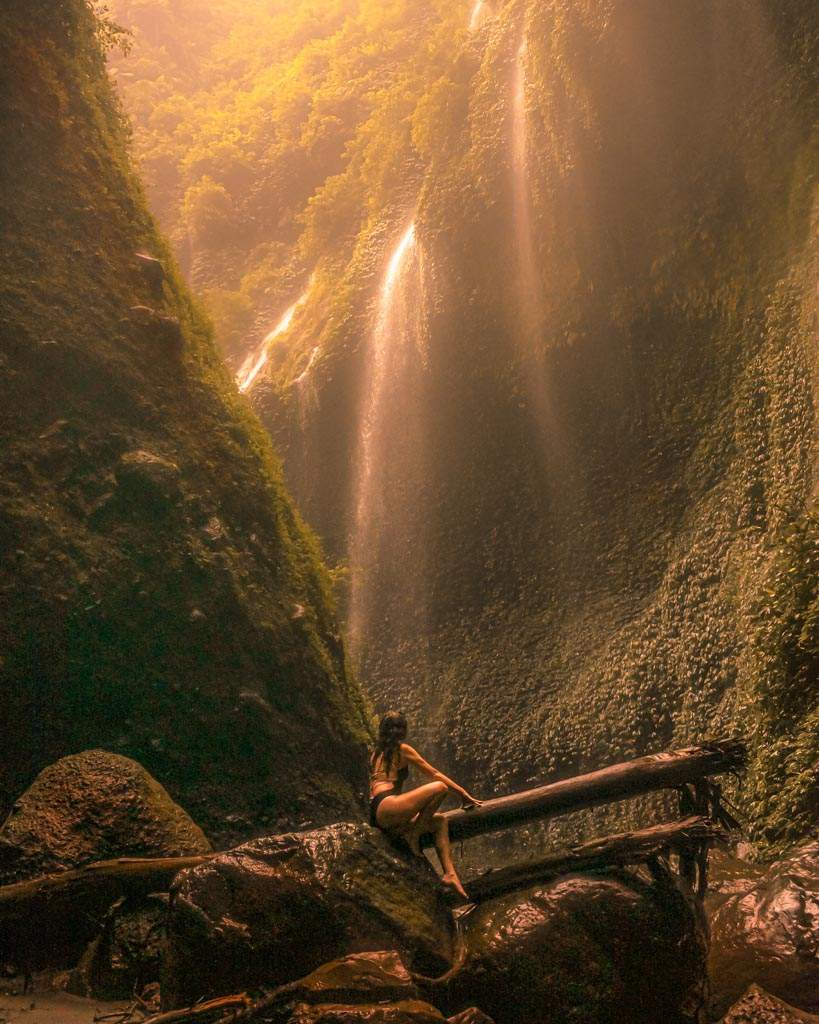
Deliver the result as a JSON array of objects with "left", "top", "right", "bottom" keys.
[{"left": 441, "top": 872, "right": 469, "bottom": 901}]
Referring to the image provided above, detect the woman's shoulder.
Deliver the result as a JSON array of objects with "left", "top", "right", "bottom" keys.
[{"left": 399, "top": 742, "right": 419, "bottom": 759}]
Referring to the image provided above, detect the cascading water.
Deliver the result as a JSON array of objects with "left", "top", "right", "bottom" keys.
[
  {"left": 348, "top": 222, "right": 430, "bottom": 675},
  {"left": 293, "top": 345, "right": 320, "bottom": 427},
  {"left": 237, "top": 289, "right": 309, "bottom": 393},
  {"left": 509, "top": 32, "right": 566, "bottom": 467},
  {"left": 511, "top": 36, "right": 540, "bottom": 337},
  {"left": 469, "top": 0, "right": 487, "bottom": 31}
]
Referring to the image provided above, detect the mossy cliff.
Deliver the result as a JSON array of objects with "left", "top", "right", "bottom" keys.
[
  {"left": 0, "top": 0, "right": 371, "bottom": 843},
  {"left": 258, "top": 0, "right": 817, "bottom": 854}
]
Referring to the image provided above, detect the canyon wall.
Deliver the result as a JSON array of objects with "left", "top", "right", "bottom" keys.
[{"left": 0, "top": 0, "right": 371, "bottom": 844}]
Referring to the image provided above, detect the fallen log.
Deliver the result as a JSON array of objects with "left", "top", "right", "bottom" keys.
[
  {"left": 464, "top": 815, "right": 725, "bottom": 902},
  {"left": 433, "top": 740, "right": 745, "bottom": 845},
  {"left": 0, "top": 853, "right": 215, "bottom": 966}
]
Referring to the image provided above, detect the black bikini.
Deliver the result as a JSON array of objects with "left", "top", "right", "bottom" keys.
[{"left": 369, "top": 763, "right": 408, "bottom": 827}]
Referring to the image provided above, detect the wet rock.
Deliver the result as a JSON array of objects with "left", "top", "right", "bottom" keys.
[
  {"left": 134, "top": 252, "right": 166, "bottom": 294},
  {"left": 709, "top": 842, "right": 819, "bottom": 1016},
  {"left": 285, "top": 951, "right": 420, "bottom": 1005},
  {"left": 260, "top": 954, "right": 451, "bottom": 1024},
  {"left": 162, "top": 824, "right": 455, "bottom": 1008},
  {"left": 708, "top": 848, "right": 767, "bottom": 903},
  {"left": 0, "top": 749, "right": 211, "bottom": 883},
  {"left": 446, "top": 1011, "right": 495, "bottom": 1024},
  {"left": 128, "top": 305, "right": 183, "bottom": 353},
  {"left": 68, "top": 895, "right": 166, "bottom": 1000},
  {"left": 115, "top": 449, "right": 182, "bottom": 508},
  {"left": 720, "top": 984, "right": 819, "bottom": 1024},
  {"left": 438, "top": 870, "right": 706, "bottom": 1024},
  {"left": 287, "top": 1002, "right": 446, "bottom": 1024}
]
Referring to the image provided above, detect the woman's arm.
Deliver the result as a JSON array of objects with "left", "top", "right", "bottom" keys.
[{"left": 401, "top": 744, "right": 482, "bottom": 807}]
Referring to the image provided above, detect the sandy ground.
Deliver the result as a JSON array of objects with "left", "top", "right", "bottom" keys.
[{"left": 0, "top": 991, "right": 129, "bottom": 1024}]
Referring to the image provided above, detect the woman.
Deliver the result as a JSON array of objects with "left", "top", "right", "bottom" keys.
[{"left": 369, "top": 710, "right": 482, "bottom": 900}]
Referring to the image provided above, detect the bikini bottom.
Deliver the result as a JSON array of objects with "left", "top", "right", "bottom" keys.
[{"left": 369, "top": 788, "right": 396, "bottom": 827}]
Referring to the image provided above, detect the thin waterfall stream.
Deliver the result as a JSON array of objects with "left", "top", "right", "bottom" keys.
[
  {"left": 348, "top": 222, "right": 430, "bottom": 667},
  {"left": 512, "top": 35, "right": 541, "bottom": 341},
  {"left": 237, "top": 288, "right": 310, "bottom": 393}
]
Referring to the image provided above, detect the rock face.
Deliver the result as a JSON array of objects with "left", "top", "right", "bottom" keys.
[
  {"left": 281, "top": 952, "right": 447, "bottom": 1024},
  {"left": 0, "top": 0, "right": 371, "bottom": 843},
  {"left": 163, "top": 824, "right": 456, "bottom": 1008},
  {"left": 213, "top": 952, "right": 491, "bottom": 1024},
  {"left": 721, "top": 985, "right": 819, "bottom": 1024},
  {"left": 288, "top": 1005, "right": 445, "bottom": 1024},
  {"left": 437, "top": 871, "right": 707, "bottom": 1024},
  {"left": 709, "top": 842, "right": 819, "bottom": 1016},
  {"left": 0, "top": 750, "right": 210, "bottom": 884},
  {"left": 68, "top": 894, "right": 166, "bottom": 1000}
]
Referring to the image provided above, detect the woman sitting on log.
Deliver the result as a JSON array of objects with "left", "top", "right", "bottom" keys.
[{"left": 369, "top": 710, "right": 481, "bottom": 900}]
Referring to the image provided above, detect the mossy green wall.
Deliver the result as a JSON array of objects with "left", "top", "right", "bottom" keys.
[
  {"left": 0, "top": 0, "right": 371, "bottom": 843},
  {"left": 265, "top": 0, "right": 817, "bottom": 854}
]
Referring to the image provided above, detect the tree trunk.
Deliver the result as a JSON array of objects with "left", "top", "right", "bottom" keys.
[
  {"left": 435, "top": 740, "right": 745, "bottom": 845},
  {"left": 464, "top": 815, "right": 723, "bottom": 901}
]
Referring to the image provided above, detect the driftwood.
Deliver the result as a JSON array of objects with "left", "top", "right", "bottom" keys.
[
  {"left": 0, "top": 854, "right": 215, "bottom": 963},
  {"left": 135, "top": 993, "right": 253, "bottom": 1024},
  {"left": 430, "top": 739, "right": 746, "bottom": 846},
  {"left": 464, "top": 815, "right": 725, "bottom": 901}
]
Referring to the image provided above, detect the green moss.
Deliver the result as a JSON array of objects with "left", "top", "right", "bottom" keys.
[{"left": 0, "top": 0, "right": 372, "bottom": 843}]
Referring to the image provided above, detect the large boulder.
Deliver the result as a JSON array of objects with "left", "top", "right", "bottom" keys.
[
  {"left": 217, "top": 952, "right": 492, "bottom": 1024},
  {"left": 720, "top": 984, "right": 819, "bottom": 1024},
  {"left": 67, "top": 894, "right": 167, "bottom": 1001},
  {"left": 0, "top": 750, "right": 210, "bottom": 883},
  {"left": 281, "top": 952, "right": 445, "bottom": 1024},
  {"left": 434, "top": 869, "right": 707, "bottom": 1024},
  {"left": 709, "top": 842, "right": 819, "bottom": 1016},
  {"left": 287, "top": 1005, "right": 445, "bottom": 1024},
  {"left": 162, "top": 824, "right": 456, "bottom": 1008}
]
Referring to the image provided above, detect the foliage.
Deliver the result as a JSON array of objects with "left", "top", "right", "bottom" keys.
[
  {"left": 99, "top": 0, "right": 818, "bottom": 858},
  {"left": 107, "top": 0, "right": 471, "bottom": 360},
  {"left": 90, "top": 2, "right": 131, "bottom": 54},
  {"left": 737, "top": 509, "right": 819, "bottom": 854},
  {"left": 0, "top": 0, "right": 372, "bottom": 839}
]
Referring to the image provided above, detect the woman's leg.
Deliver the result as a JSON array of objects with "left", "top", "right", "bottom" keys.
[
  {"left": 431, "top": 813, "right": 468, "bottom": 900},
  {"left": 376, "top": 782, "right": 448, "bottom": 853}
]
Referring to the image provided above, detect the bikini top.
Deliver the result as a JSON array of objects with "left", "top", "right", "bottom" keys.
[{"left": 370, "top": 751, "right": 409, "bottom": 793}]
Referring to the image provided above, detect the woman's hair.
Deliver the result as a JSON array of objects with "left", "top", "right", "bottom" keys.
[{"left": 371, "top": 710, "right": 408, "bottom": 775}]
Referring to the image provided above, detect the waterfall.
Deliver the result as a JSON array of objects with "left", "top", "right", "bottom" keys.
[
  {"left": 469, "top": 0, "right": 486, "bottom": 31},
  {"left": 293, "top": 345, "right": 320, "bottom": 427},
  {"left": 348, "top": 222, "right": 429, "bottom": 665},
  {"left": 509, "top": 31, "right": 567, "bottom": 468},
  {"left": 237, "top": 289, "right": 309, "bottom": 393},
  {"left": 511, "top": 35, "right": 540, "bottom": 335}
]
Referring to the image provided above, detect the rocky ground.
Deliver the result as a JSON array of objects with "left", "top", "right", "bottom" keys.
[{"left": 0, "top": 751, "right": 817, "bottom": 1024}]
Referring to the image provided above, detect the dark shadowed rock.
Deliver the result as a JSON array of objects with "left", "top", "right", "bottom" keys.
[
  {"left": 721, "top": 984, "right": 819, "bottom": 1024},
  {"left": 134, "top": 252, "right": 166, "bottom": 294},
  {"left": 128, "top": 304, "right": 184, "bottom": 353},
  {"left": 288, "top": 1003, "right": 446, "bottom": 1024},
  {"left": 163, "top": 824, "right": 455, "bottom": 1008},
  {"left": 285, "top": 951, "right": 420, "bottom": 1005},
  {"left": 436, "top": 870, "right": 706, "bottom": 1024},
  {"left": 709, "top": 842, "right": 819, "bottom": 1016},
  {"left": 446, "top": 1010, "right": 495, "bottom": 1024},
  {"left": 115, "top": 450, "right": 182, "bottom": 508},
  {"left": 0, "top": 750, "right": 210, "bottom": 883},
  {"left": 68, "top": 894, "right": 166, "bottom": 1000},
  {"left": 276, "top": 957, "right": 494, "bottom": 1024}
]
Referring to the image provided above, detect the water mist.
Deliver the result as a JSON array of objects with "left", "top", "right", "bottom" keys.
[{"left": 348, "top": 222, "right": 430, "bottom": 671}]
